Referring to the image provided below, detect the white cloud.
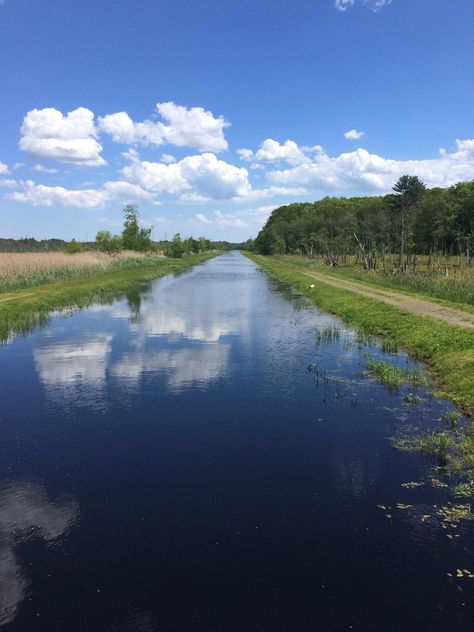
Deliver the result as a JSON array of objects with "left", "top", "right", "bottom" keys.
[
  {"left": 334, "top": 0, "right": 355, "bottom": 10},
  {"left": 0, "top": 179, "right": 17, "bottom": 188},
  {"left": 100, "top": 101, "right": 229, "bottom": 152},
  {"left": 161, "top": 153, "right": 176, "bottom": 164},
  {"left": 196, "top": 210, "right": 248, "bottom": 228},
  {"left": 32, "top": 164, "right": 59, "bottom": 174},
  {"left": 335, "top": 0, "right": 392, "bottom": 11},
  {"left": 196, "top": 212, "right": 212, "bottom": 224},
  {"left": 0, "top": 161, "right": 9, "bottom": 174},
  {"left": 7, "top": 179, "right": 154, "bottom": 208},
  {"left": 7, "top": 181, "right": 109, "bottom": 208},
  {"left": 101, "top": 180, "right": 156, "bottom": 204},
  {"left": 122, "top": 151, "right": 252, "bottom": 200},
  {"left": 238, "top": 139, "right": 324, "bottom": 167},
  {"left": 344, "top": 129, "right": 365, "bottom": 140},
  {"left": 368, "top": 0, "right": 392, "bottom": 10},
  {"left": 20, "top": 107, "right": 105, "bottom": 166},
  {"left": 266, "top": 137, "right": 474, "bottom": 193}
]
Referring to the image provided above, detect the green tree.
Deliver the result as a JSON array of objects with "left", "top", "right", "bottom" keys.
[
  {"left": 95, "top": 231, "right": 123, "bottom": 256},
  {"left": 167, "top": 233, "right": 185, "bottom": 258},
  {"left": 64, "top": 239, "right": 83, "bottom": 254},
  {"left": 121, "top": 204, "right": 152, "bottom": 252},
  {"left": 391, "top": 175, "right": 426, "bottom": 268}
]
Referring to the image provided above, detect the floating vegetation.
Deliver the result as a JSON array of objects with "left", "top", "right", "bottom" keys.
[
  {"left": 437, "top": 503, "right": 474, "bottom": 524},
  {"left": 366, "top": 358, "right": 428, "bottom": 390},
  {"left": 404, "top": 393, "right": 422, "bottom": 405},
  {"left": 430, "top": 478, "right": 449, "bottom": 489},
  {"left": 447, "top": 569, "right": 474, "bottom": 579},
  {"left": 376, "top": 504, "right": 392, "bottom": 519},
  {"left": 392, "top": 434, "right": 422, "bottom": 452},
  {"left": 442, "top": 409, "right": 462, "bottom": 429},
  {"left": 315, "top": 324, "right": 340, "bottom": 344},
  {"left": 454, "top": 481, "right": 474, "bottom": 498}
]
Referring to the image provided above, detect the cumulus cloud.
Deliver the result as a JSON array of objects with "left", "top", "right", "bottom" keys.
[
  {"left": 240, "top": 139, "right": 309, "bottom": 165},
  {"left": 100, "top": 102, "right": 229, "bottom": 152},
  {"left": 122, "top": 151, "right": 251, "bottom": 200},
  {"left": 19, "top": 107, "right": 105, "bottom": 166},
  {"left": 8, "top": 181, "right": 108, "bottom": 208},
  {"left": 266, "top": 137, "right": 474, "bottom": 193},
  {"left": 0, "top": 161, "right": 9, "bottom": 174},
  {"left": 238, "top": 139, "right": 324, "bottom": 167},
  {"left": 344, "top": 129, "right": 365, "bottom": 140},
  {"left": 7, "top": 179, "right": 154, "bottom": 208}
]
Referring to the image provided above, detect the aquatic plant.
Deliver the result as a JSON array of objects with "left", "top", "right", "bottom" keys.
[
  {"left": 315, "top": 323, "right": 340, "bottom": 344},
  {"left": 454, "top": 481, "right": 474, "bottom": 498}
]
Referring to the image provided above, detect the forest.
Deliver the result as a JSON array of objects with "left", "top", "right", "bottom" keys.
[{"left": 250, "top": 176, "right": 474, "bottom": 272}]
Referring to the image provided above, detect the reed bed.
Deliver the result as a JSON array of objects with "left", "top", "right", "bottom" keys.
[{"left": 0, "top": 251, "right": 161, "bottom": 292}]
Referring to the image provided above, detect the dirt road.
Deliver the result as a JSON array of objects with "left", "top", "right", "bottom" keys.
[{"left": 299, "top": 269, "right": 474, "bottom": 330}]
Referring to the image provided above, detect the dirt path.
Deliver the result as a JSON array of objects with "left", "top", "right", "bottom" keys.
[{"left": 297, "top": 268, "right": 474, "bottom": 330}]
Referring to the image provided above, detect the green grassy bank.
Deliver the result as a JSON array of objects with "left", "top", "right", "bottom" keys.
[
  {"left": 269, "top": 255, "right": 474, "bottom": 314},
  {"left": 0, "top": 253, "right": 216, "bottom": 343},
  {"left": 246, "top": 253, "right": 474, "bottom": 418}
]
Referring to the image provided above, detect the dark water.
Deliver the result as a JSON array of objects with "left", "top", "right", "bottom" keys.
[{"left": 1, "top": 252, "right": 473, "bottom": 631}]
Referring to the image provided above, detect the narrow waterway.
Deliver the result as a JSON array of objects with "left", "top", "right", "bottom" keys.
[{"left": 0, "top": 252, "right": 473, "bottom": 631}]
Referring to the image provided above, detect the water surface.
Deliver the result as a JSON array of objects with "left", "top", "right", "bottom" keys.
[{"left": 1, "top": 252, "right": 473, "bottom": 631}]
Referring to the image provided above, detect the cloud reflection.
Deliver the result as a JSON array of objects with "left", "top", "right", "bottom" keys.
[
  {"left": 33, "top": 333, "right": 113, "bottom": 408},
  {"left": 32, "top": 255, "right": 257, "bottom": 402},
  {"left": 111, "top": 344, "right": 230, "bottom": 392},
  {"left": 0, "top": 481, "right": 79, "bottom": 626}
]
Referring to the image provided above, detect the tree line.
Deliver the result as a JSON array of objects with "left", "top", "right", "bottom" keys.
[
  {"left": 249, "top": 177, "right": 474, "bottom": 271},
  {"left": 0, "top": 204, "right": 238, "bottom": 256}
]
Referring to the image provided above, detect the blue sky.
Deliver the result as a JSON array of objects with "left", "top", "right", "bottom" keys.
[{"left": 0, "top": 0, "right": 473, "bottom": 241}]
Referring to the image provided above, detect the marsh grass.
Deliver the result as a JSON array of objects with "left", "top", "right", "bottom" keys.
[
  {"left": 366, "top": 358, "right": 428, "bottom": 389},
  {"left": 0, "top": 253, "right": 215, "bottom": 343},
  {"left": 0, "top": 251, "right": 162, "bottom": 293},
  {"left": 315, "top": 323, "right": 340, "bottom": 344}
]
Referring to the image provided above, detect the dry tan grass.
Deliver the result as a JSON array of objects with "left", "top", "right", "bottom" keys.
[{"left": 0, "top": 250, "right": 152, "bottom": 291}]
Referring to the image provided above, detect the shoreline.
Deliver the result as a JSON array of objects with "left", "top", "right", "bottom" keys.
[
  {"left": 0, "top": 253, "right": 217, "bottom": 343},
  {"left": 245, "top": 253, "right": 474, "bottom": 419}
]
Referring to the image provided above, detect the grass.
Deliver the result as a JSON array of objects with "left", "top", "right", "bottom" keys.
[
  {"left": 0, "top": 253, "right": 216, "bottom": 343},
  {"left": 366, "top": 358, "right": 427, "bottom": 389},
  {"left": 0, "top": 250, "right": 165, "bottom": 292},
  {"left": 246, "top": 253, "right": 474, "bottom": 418},
  {"left": 315, "top": 323, "right": 340, "bottom": 344},
  {"left": 275, "top": 254, "right": 474, "bottom": 310}
]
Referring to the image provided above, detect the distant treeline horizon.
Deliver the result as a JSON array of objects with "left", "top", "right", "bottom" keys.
[
  {"left": 0, "top": 236, "right": 245, "bottom": 253},
  {"left": 246, "top": 177, "right": 474, "bottom": 270}
]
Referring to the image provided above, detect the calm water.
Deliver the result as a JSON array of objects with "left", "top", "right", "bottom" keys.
[{"left": 1, "top": 252, "right": 473, "bottom": 631}]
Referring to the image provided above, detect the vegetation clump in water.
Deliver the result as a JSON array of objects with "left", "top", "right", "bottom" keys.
[{"left": 366, "top": 358, "right": 427, "bottom": 389}]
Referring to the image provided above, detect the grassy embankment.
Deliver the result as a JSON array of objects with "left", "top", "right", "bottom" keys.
[
  {"left": 273, "top": 254, "right": 474, "bottom": 313},
  {"left": 0, "top": 252, "right": 216, "bottom": 342},
  {"left": 246, "top": 253, "right": 474, "bottom": 416}
]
